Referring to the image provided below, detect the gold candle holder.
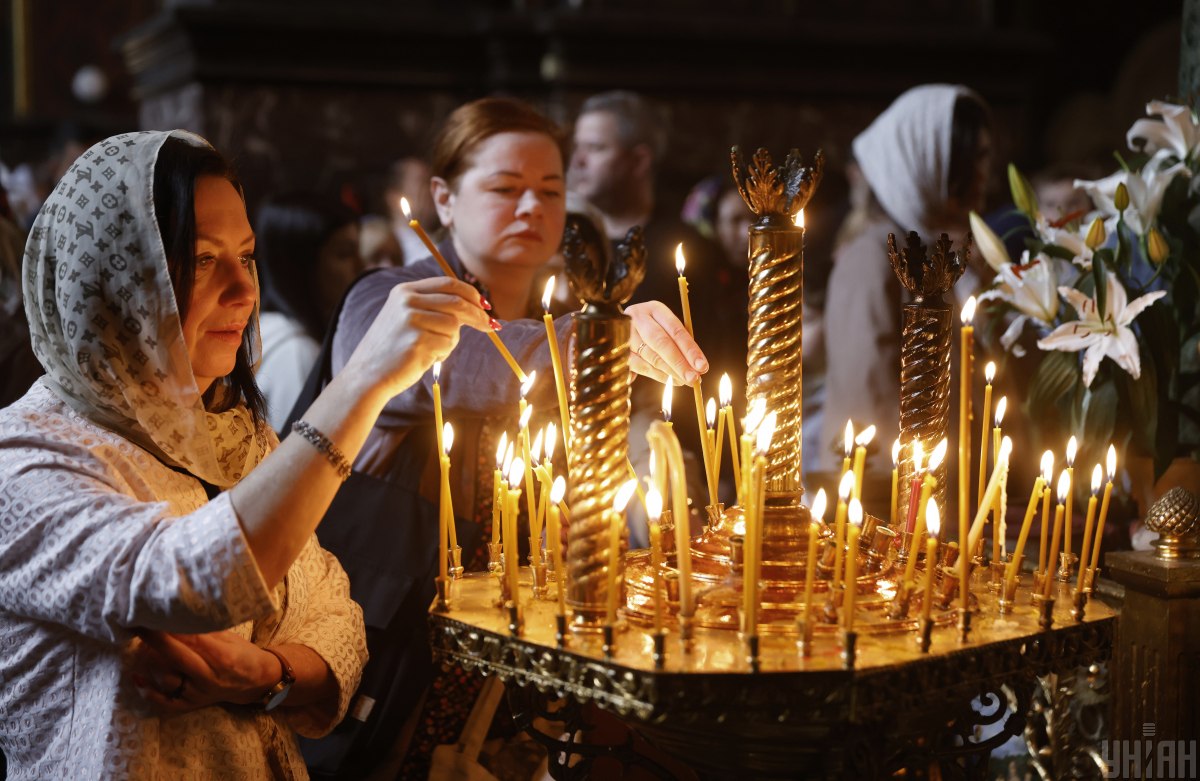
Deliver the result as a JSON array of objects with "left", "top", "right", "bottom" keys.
[
  {"left": 487, "top": 541, "right": 503, "bottom": 575},
  {"left": 449, "top": 545, "right": 464, "bottom": 580},
  {"left": 888, "top": 232, "right": 969, "bottom": 516},
  {"left": 562, "top": 218, "right": 645, "bottom": 631}
]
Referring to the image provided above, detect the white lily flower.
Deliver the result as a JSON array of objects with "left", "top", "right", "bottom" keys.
[
  {"left": 1036, "top": 216, "right": 1094, "bottom": 269},
  {"left": 1075, "top": 162, "right": 1190, "bottom": 236},
  {"left": 980, "top": 252, "right": 1060, "bottom": 354},
  {"left": 1036, "top": 274, "right": 1167, "bottom": 387},
  {"left": 1127, "top": 101, "right": 1200, "bottom": 164},
  {"left": 969, "top": 211, "right": 1011, "bottom": 272}
]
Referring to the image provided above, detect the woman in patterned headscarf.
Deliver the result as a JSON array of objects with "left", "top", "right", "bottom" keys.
[{"left": 0, "top": 130, "right": 491, "bottom": 778}]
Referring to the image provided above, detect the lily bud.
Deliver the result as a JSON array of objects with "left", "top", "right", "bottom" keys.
[
  {"left": 1084, "top": 217, "right": 1107, "bottom": 250},
  {"left": 1147, "top": 227, "right": 1170, "bottom": 264},
  {"left": 1007, "top": 164, "right": 1038, "bottom": 219},
  {"left": 1113, "top": 182, "right": 1130, "bottom": 212}
]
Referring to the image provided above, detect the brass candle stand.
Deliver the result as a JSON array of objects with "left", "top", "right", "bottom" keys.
[
  {"left": 561, "top": 218, "right": 645, "bottom": 631},
  {"left": 888, "top": 231, "right": 969, "bottom": 516}
]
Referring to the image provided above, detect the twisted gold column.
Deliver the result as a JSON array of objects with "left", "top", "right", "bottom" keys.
[
  {"left": 898, "top": 303, "right": 952, "bottom": 516},
  {"left": 566, "top": 312, "right": 632, "bottom": 627}
]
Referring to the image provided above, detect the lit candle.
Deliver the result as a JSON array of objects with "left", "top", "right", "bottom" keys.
[
  {"left": 890, "top": 438, "right": 901, "bottom": 529},
  {"left": 841, "top": 420, "right": 854, "bottom": 482},
  {"left": 922, "top": 502, "right": 940, "bottom": 622},
  {"left": 720, "top": 374, "right": 742, "bottom": 501},
  {"left": 1004, "top": 471, "right": 1046, "bottom": 596},
  {"left": 903, "top": 440, "right": 945, "bottom": 586},
  {"left": 675, "top": 243, "right": 718, "bottom": 511},
  {"left": 852, "top": 424, "right": 877, "bottom": 502},
  {"left": 845, "top": 498, "right": 863, "bottom": 630},
  {"left": 803, "top": 489, "right": 826, "bottom": 633},
  {"left": 492, "top": 432, "right": 508, "bottom": 544},
  {"left": 1064, "top": 436, "right": 1078, "bottom": 576},
  {"left": 833, "top": 470, "right": 854, "bottom": 591},
  {"left": 542, "top": 277, "right": 571, "bottom": 462},
  {"left": 741, "top": 400, "right": 767, "bottom": 522},
  {"left": 548, "top": 476, "right": 567, "bottom": 616},
  {"left": 646, "top": 487, "right": 666, "bottom": 634},
  {"left": 961, "top": 437, "right": 1012, "bottom": 565},
  {"left": 519, "top": 399, "right": 538, "bottom": 568},
  {"left": 432, "top": 361, "right": 445, "bottom": 455},
  {"left": 661, "top": 379, "right": 674, "bottom": 427},
  {"left": 958, "top": 296, "right": 976, "bottom": 551},
  {"left": 905, "top": 440, "right": 925, "bottom": 534},
  {"left": 506, "top": 458, "right": 525, "bottom": 604},
  {"left": 1043, "top": 470, "right": 1070, "bottom": 599},
  {"left": 1037, "top": 451, "right": 1054, "bottom": 575},
  {"left": 743, "top": 413, "right": 776, "bottom": 636},
  {"left": 530, "top": 428, "right": 548, "bottom": 565},
  {"left": 977, "top": 361, "right": 996, "bottom": 513},
  {"left": 605, "top": 480, "right": 638, "bottom": 625},
  {"left": 1077, "top": 464, "right": 1102, "bottom": 593},
  {"left": 400, "top": 197, "right": 527, "bottom": 382},
  {"left": 441, "top": 422, "right": 457, "bottom": 555},
  {"left": 648, "top": 421, "right": 694, "bottom": 618},
  {"left": 991, "top": 396, "right": 1007, "bottom": 564},
  {"left": 1088, "top": 445, "right": 1117, "bottom": 587},
  {"left": 438, "top": 423, "right": 452, "bottom": 582},
  {"left": 706, "top": 398, "right": 720, "bottom": 503}
]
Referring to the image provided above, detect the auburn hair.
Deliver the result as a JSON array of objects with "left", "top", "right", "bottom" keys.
[{"left": 430, "top": 97, "right": 566, "bottom": 188}]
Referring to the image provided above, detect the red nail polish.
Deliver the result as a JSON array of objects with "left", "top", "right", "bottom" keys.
[
  {"left": 489, "top": 318, "right": 503, "bottom": 331},
  {"left": 480, "top": 296, "right": 493, "bottom": 311}
]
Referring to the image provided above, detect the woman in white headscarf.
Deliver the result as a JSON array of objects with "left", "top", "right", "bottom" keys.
[
  {"left": 0, "top": 130, "right": 492, "bottom": 778},
  {"left": 820, "top": 84, "right": 992, "bottom": 472}
]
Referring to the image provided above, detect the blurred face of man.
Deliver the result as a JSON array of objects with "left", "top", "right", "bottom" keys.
[{"left": 568, "top": 111, "right": 640, "bottom": 211}]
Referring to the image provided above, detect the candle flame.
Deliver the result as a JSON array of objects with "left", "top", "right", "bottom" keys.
[
  {"left": 927, "top": 438, "right": 948, "bottom": 470},
  {"left": 1000, "top": 436, "right": 1013, "bottom": 462},
  {"left": 508, "top": 457, "right": 525, "bottom": 489},
  {"left": 838, "top": 469, "right": 855, "bottom": 501},
  {"left": 545, "top": 422, "right": 557, "bottom": 462},
  {"left": 541, "top": 276, "right": 555, "bottom": 312},
  {"left": 756, "top": 411, "right": 777, "bottom": 454},
  {"left": 984, "top": 361, "right": 996, "bottom": 384},
  {"left": 613, "top": 479, "right": 638, "bottom": 513},
  {"left": 519, "top": 406, "right": 534, "bottom": 433},
  {"left": 891, "top": 438, "right": 901, "bottom": 468},
  {"left": 646, "top": 487, "right": 663, "bottom": 520},
  {"left": 961, "top": 295, "right": 977, "bottom": 325},
  {"left": 400, "top": 196, "right": 413, "bottom": 220},
  {"left": 854, "top": 424, "right": 877, "bottom": 447},
  {"left": 912, "top": 440, "right": 925, "bottom": 473},
  {"left": 719, "top": 373, "right": 732, "bottom": 407},
  {"left": 706, "top": 398, "right": 717, "bottom": 429},
  {"left": 661, "top": 379, "right": 673, "bottom": 421},
  {"left": 443, "top": 422, "right": 454, "bottom": 455},
  {"left": 811, "top": 488, "right": 827, "bottom": 523},
  {"left": 674, "top": 243, "right": 686, "bottom": 276},
  {"left": 925, "top": 500, "right": 941, "bottom": 537},
  {"left": 744, "top": 398, "right": 767, "bottom": 434},
  {"left": 795, "top": 209, "right": 805, "bottom": 229},
  {"left": 1056, "top": 469, "right": 1070, "bottom": 504},
  {"left": 1040, "top": 450, "right": 1054, "bottom": 483},
  {"left": 1107, "top": 444, "right": 1117, "bottom": 481},
  {"left": 1091, "top": 464, "right": 1103, "bottom": 494},
  {"left": 994, "top": 396, "right": 1007, "bottom": 426},
  {"left": 495, "top": 432, "right": 509, "bottom": 468},
  {"left": 848, "top": 498, "right": 863, "bottom": 528},
  {"left": 502, "top": 442, "right": 515, "bottom": 473},
  {"left": 733, "top": 519, "right": 746, "bottom": 536},
  {"left": 843, "top": 419, "right": 855, "bottom": 457},
  {"left": 520, "top": 370, "right": 537, "bottom": 399},
  {"left": 531, "top": 428, "right": 544, "bottom": 463},
  {"left": 550, "top": 475, "right": 566, "bottom": 503},
  {"left": 432, "top": 360, "right": 441, "bottom": 383}
]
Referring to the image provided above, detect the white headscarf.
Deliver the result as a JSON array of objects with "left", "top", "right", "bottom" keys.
[
  {"left": 851, "top": 84, "right": 983, "bottom": 237},
  {"left": 22, "top": 130, "right": 272, "bottom": 488}
]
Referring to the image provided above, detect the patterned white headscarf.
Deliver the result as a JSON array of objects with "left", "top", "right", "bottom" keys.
[
  {"left": 852, "top": 84, "right": 982, "bottom": 237},
  {"left": 22, "top": 130, "right": 272, "bottom": 488}
]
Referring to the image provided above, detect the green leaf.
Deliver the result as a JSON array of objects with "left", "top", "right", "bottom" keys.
[
  {"left": 1081, "top": 378, "right": 1119, "bottom": 459},
  {"left": 1092, "top": 253, "right": 1108, "bottom": 321},
  {"left": 1124, "top": 352, "right": 1159, "bottom": 454},
  {"left": 1025, "top": 351, "right": 1079, "bottom": 421},
  {"left": 1042, "top": 244, "right": 1078, "bottom": 262}
]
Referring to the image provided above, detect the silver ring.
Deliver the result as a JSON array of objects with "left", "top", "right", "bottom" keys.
[{"left": 634, "top": 342, "right": 648, "bottom": 358}]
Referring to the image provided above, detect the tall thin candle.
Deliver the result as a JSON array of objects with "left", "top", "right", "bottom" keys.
[
  {"left": 833, "top": 470, "right": 854, "bottom": 590},
  {"left": 977, "top": 361, "right": 996, "bottom": 512},
  {"left": 605, "top": 480, "right": 638, "bottom": 625},
  {"left": 548, "top": 477, "right": 567, "bottom": 615},
  {"left": 541, "top": 277, "right": 572, "bottom": 462},
  {"left": 958, "top": 297, "right": 976, "bottom": 550},
  {"left": 922, "top": 502, "right": 940, "bottom": 622},
  {"left": 506, "top": 458, "right": 525, "bottom": 605},
  {"left": 720, "top": 375, "right": 742, "bottom": 500},
  {"left": 841, "top": 420, "right": 854, "bottom": 482},
  {"left": 991, "top": 396, "right": 1007, "bottom": 563},
  {"left": 852, "top": 425, "right": 876, "bottom": 502},
  {"left": 441, "top": 422, "right": 457, "bottom": 553},
  {"left": 432, "top": 362, "right": 445, "bottom": 455},
  {"left": 1004, "top": 473, "right": 1046, "bottom": 595},
  {"left": 1043, "top": 470, "right": 1070, "bottom": 599},
  {"left": 1088, "top": 445, "right": 1117, "bottom": 587},
  {"left": 890, "top": 438, "right": 901, "bottom": 529},
  {"left": 1037, "top": 451, "right": 1054, "bottom": 575},
  {"left": 1064, "top": 436, "right": 1078, "bottom": 576},
  {"left": 844, "top": 499, "right": 863, "bottom": 629},
  {"left": 1077, "top": 465, "right": 1102, "bottom": 593},
  {"left": 803, "top": 489, "right": 826, "bottom": 633},
  {"left": 960, "top": 437, "right": 1012, "bottom": 566},
  {"left": 675, "top": 243, "right": 718, "bottom": 511},
  {"left": 492, "top": 432, "right": 507, "bottom": 544}
]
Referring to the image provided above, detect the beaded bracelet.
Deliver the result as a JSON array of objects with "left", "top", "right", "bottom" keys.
[{"left": 291, "top": 420, "right": 352, "bottom": 481}]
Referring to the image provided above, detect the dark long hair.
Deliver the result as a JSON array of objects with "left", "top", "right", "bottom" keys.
[
  {"left": 947, "top": 95, "right": 992, "bottom": 203},
  {"left": 254, "top": 193, "right": 358, "bottom": 340},
  {"left": 153, "top": 135, "right": 267, "bottom": 421}
]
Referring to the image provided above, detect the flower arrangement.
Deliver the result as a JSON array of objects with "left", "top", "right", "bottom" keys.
[{"left": 972, "top": 101, "right": 1200, "bottom": 480}]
